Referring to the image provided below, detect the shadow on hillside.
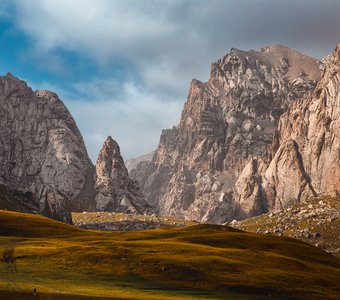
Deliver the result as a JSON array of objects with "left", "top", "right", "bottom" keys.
[{"left": 0, "top": 291, "right": 120, "bottom": 300}]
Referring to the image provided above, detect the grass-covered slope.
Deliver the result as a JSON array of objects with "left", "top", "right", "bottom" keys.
[{"left": 0, "top": 210, "right": 339, "bottom": 299}]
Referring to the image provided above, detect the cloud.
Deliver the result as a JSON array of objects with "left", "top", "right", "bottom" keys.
[
  {"left": 3, "top": 0, "right": 340, "bottom": 160},
  {"left": 9, "top": 0, "right": 340, "bottom": 89},
  {"left": 65, "top": 80, "right": 182, "bottom": 162}
]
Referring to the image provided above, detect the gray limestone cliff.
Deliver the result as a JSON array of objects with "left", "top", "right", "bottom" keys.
[
  {"left": 130, "top": 44, "right": 323, "bottom": 223},
  {"left": 0, "top": 73, "right": 96, "bottom": 223}
]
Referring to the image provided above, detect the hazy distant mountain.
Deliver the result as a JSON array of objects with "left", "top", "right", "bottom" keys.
[{"left": 125, "top": 151, "right": 155, "bottom": 173}]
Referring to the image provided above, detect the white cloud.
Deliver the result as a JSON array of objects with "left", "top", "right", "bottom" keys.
[
  {"left": 65, "top": 80, "right": 182, "bottom": 162},
  {"left": 4, "top": 0, "right": 340, "bottom": 161},
  {"left": 10, "top": 0, "right": 226, "bottom": 94}
]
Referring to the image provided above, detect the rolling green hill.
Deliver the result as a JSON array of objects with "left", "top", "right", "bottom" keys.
[{"left": 0, "top": 210, "right": 339, "bottom": 299}]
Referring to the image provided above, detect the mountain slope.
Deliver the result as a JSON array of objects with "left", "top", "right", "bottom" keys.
[
  {"left": 0, "top": 184, "right": 38, "bottom": 215},
  {"left": 0, "top": 210, "right": 339, "bottom": 299},
  {"left": 235, "top": 43, "right": 340, "bottom": 218},
  {"left": 130, "top": 44, "right": 322, "bottom": 223}
]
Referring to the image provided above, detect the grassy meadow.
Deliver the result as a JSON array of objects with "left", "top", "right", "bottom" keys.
[{"left": 0, "top": 210, "right": 339, "bottom": 299}]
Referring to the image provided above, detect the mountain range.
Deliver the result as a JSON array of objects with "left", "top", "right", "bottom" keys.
[{"left": 0, "top": 43, "right": 339, "bottom": 226}]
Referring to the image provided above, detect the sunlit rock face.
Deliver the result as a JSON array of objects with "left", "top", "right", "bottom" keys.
[
  {"left": 0, "top": 73, "right": 95, "bottom": 223},
  {"left": 131, "top": 44, "right": 323, "bottom": 223},
  {"left": 261, "top": 44, "right": 340, "bottom": 211}
]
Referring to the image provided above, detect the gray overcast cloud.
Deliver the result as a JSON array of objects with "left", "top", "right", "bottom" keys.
[{"left": 4, "top": 0, "right": 340, "bottom": 161}]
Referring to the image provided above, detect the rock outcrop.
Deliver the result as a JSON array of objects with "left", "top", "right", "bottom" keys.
[
  {"left": 259, "top": 44, "right": 340, "bottom": 210},
  {"left": 0, "top": 73, "right": 95, "bottom": 222},
  {"left": 0, "top": 74, "right": 150, "bottom": 222},
  {"left": 0, "top": 184, "right": 39, "bottom": 215},
  {"left": 130, "top": 44, "right": 322, "bottom": 223},
  {"left": 95, "top": 136, "right": 151, "bottom": 214}
]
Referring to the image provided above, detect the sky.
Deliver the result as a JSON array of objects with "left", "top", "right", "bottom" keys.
[{"left": 0, "top": 0, "right": 340, "bottom": 162}]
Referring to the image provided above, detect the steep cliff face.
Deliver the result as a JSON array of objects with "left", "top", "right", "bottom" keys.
[
  {"left": 0, "top": 73, "right": 95, "bottom": 222},
  {"left": 260, "top": 44, "right": 340, "bottom": 210},
  {"left": 130, "top": 44, "right": 322, "bottom": 223},
  {"left": 95, "top": 136, "right": 151, "bottom": 214}
]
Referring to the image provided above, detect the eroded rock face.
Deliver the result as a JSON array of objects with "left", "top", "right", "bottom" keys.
[
  {"left": 95, "top": 136, "right": 151, "bottom": 214},
  {"left": 130, "top": 44, "right": 322, "bottom": 223},
  {"left": 0, "top": 73, "right": 95, "bottom": 222},
  {"left": 260, "top": 44, "right": 340, "bottom": 210}
]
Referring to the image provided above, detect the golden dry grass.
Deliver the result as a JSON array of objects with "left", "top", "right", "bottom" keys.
[{"left": 0, "top": 210, "right": 339, "bottom": 299}]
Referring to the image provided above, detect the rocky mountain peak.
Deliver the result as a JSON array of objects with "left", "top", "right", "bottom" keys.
[
  {"left": 96, "top": 136, "right": 129, "bottom": 187},
  {"left": 0, "top": 74, "right": 97, "bottom": 223},
  {"left": 99, "top": 136, "right": 123, "bottom": 161},
  {"left": 130, "top": 44, "right": 323, "bottom": 223}
]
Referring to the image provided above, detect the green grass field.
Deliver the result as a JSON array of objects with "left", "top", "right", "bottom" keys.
[{"left": 0, "top": 210, "right": 339, "bottom": 299}]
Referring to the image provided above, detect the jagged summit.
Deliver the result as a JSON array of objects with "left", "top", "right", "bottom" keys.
[
  {"left": 94, "top": 136, "right": 151, "bottom": 214},
  {"left": 130, "top": 43, "right": 323, "bottom": 223},
  {"left": 97, "top": 136, "right": 123, "bottom": 162},
  {"left": 258, "top": 43, "right": 340, "bottom": 210},
  {"left": 105, "top": 135, "right": 119, "bottom": 147},
  {"left": 214, "top": 44, "right": 321, "bottom": 83}
]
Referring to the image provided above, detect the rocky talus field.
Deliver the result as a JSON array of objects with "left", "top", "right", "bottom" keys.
[{"left": 232, "top": 197, "right": 340, "bottom": 255}]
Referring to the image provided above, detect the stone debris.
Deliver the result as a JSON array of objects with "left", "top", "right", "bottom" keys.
[{"left": 234, "top": 197, "right": 340, "bottom": 253}]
